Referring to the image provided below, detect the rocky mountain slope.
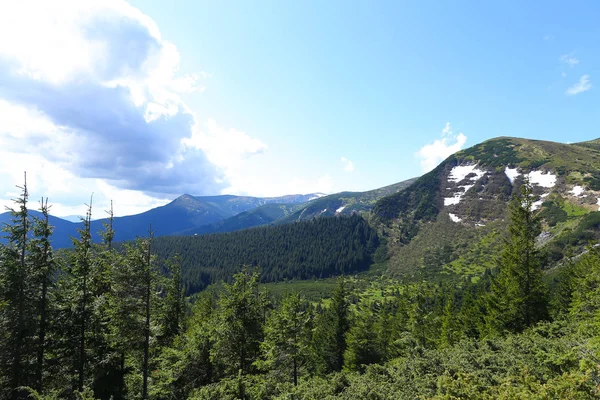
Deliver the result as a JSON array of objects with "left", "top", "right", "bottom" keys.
[
  {"left": 277, "top": 178, "right": 417, "bottom": 223},
  {"left": 373, "top": 136, "right": 600, "bottom": 279}
]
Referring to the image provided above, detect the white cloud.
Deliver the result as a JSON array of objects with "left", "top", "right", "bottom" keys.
[
  {"left": 416, "top": 123, "right": 467, "bottom": 172},
  {"left": 340, "top": 157, "right": 355, "bottom": 172},
  {"left": 441, "top": 122, "right": 452, "bottom": 135},
  {"left": 183, "top": 119, "right": 268, "bottom": 170},
  {"left": 560, "top": 54, "right": 579, "bottom": 67},
  {"left": 0, "top": 0, "right": 268, "bottom": 216},
  {"left": 566, "top": 74, "right": 592, "bottom": 96}
]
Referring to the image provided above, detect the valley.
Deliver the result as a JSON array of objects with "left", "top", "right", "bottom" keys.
[{"left": 3, "top": 136, "right": 600, "bottom": 399}]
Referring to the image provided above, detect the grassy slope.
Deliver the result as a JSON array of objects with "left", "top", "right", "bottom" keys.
[{"left": 373, "top": 136, "right": 600, "bottom": 281}]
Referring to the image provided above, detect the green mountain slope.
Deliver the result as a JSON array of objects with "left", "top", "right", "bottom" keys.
[
  {"left": 152, "top": 214, "right": 379, "bottom": 293},
  {"left": 373, "top": 136, "right": 600, "bottom": 279},
  {"left": 179, "top": 203, "right": 300, "bottom": 235},
  {"left": 279, "top": 177, "right": 417, "bottom": 223}
]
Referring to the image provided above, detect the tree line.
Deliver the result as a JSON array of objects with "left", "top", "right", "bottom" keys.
[
  {"left": 151, "top": 214, "right": 379, "bottom": 294},
  {"left": 1, "top": 176, "right": 599, "bottom": 398},
  {"left": 0, "top": 176, "right": 185, "bottom": 399}
]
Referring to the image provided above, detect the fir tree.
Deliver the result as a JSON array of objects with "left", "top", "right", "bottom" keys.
[
  {"left": 258, "top": 292, "right": 310, "bottom": 385},
  {"left": 159, "top": 254, "right": 185, "bottom": 346},
  {"left": 29, "top": 198, "right": 55, "bottom": 392},
  {"left": 486, "top": 181, "right": 548, "bottom": 335},
  {"left": 312, "top": 277, "right": 350, "bottom": 374},
  {"left": 211, "top": 269, "right": 264, "bottom": 377},
  {"left": 0, "top": 173, "right": 36, "bottom": 398}
]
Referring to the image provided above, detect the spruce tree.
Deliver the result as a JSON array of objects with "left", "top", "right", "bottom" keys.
[
  {"left": 211, "top": 270, "right": 264, "bottom": 377},
  {"left": 344, "top": 302, "right": 381, "bottom": 372},
  {"left": 259, "top": 292, "right": 310, "bottom": 385},
  {"left": 159, "top": 254, "right": 185, "bottom": 345},
  {"left": 29, "top": 198, "right": 55, "bottom": 392},
  {"left": 311, "top": 277, "right": 349, "bottom": 374},
  {"left": 142, "top": 226, "right": 155, "bottom": 400},
  {"left": 0, "top": 173, "right": 36, "bottom": 398},
  {"left": 486, "top": 181, "right": 548, "bottom": 335}
]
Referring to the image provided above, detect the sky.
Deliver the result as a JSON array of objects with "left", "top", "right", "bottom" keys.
[{"left": 0, "top": 0, "right": 598, "bottom": 218}]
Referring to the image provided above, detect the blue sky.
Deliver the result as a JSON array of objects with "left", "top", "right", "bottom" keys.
[{"left": 0, "top": 0, "right": 598, "bottom": 216}]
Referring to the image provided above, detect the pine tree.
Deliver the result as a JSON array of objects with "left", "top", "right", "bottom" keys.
[
  {"left": 211, "top": 269, "right": 264, "bottom": 377},
  {"left": 311, "top": 277, "right": 350, "bottom": 374},
  {"left": 344, "top": 302, "right": 381, "bottom": 372},
  {"left": 486, "top": 181, "right": 548, "bottom": 335},
  {"left": 159, "top": 254, "right": 185, "bottom": 345},
  {"left": 142, "top": 225, "right": 155, "bottom": 400},
  {"left": 75, "top": 199, "right": 93, "bottom": 392},
  {"left": 259, "top": 292, "right": 310, "bottom": 385},
  {"left": 29, "top": 198, "right": 55, "bottom": 392},
  {"left": 0, "top": 173, "right": 37, "bottom": 398}
]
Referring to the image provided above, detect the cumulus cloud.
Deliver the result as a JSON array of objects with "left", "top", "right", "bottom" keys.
[
  {"left": 0, "top": 0, "right": 266, "bottom": 215},
  {"left": 183, "top": 119, "right": 268, "bottom": 170},
  {"left": 416, "top": 123, "right": 467, "bottom": 172},
  {"left": 340, "top": 157, "right": 355, "bottom": 172},
  {"left": 560, "top": 54, "right": 579, "bottom": 67},
  {"left": 566, "top": 74, "right": 592, "bottom": 96}
]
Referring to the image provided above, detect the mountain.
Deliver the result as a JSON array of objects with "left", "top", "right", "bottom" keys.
[
  {"left": 276, "top": 178, "right": 417, "bottom": 223},
  {"left": 177, "top": 178, "right": 417, "bottom": 236},
  {"left": 89, "top": 192, "right": 323, "bottom": 242},
  {"left": 0, "top": 209, "right": 80, "bottom": 248},
  {"left": 179, "top": 203, "right": 300, "bottom": 236},
  {"left": 0, "top": 193, "right": 324, "bottom": 247},
  {"left": 372, "top": 136, "right": 600, "bottom": 279}
]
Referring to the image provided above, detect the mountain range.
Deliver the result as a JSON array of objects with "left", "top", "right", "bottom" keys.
[
  {"left": 0, "top": 177, "right": 415, "bottom": 248},
  {"left": 4, "top": 135, "right": 600, "bottom": 287}
]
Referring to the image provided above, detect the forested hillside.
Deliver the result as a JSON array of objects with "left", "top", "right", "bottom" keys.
[
  {"left": 2, "top": 179, "right": 600, "bottom": 399},
  {"left": 152, "top": 214, "right": 379, "bottom": 293}
]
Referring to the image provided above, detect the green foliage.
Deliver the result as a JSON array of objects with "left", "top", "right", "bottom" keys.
[
  {"left": 152, "top": 215, "right": 378, "bottom": 294},
  {"left": 257, "top": 293, "right": 311, "bottom": 385},
  {"left": 6, "top": 156, "right": 600, "bottom": 399},
  {"left": 485, "top": 182, "right": 548, "bottom": 335},
  {"left": 309, "top": 278, "right": 351, "bottom": 375},
  {"left": 211, "top": 270, "right": 265, "bottom": 377}
]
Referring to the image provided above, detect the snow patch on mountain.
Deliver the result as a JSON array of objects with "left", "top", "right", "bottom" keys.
[
  {"left": 528, "top": 170, "right": 556, "bottom": 188},
  {"left": 444, "top": 196, "right": 462, "bottom": 206},
  {"left": 448, "top": 165, "right": 485, "bottom": 183},
  {"left": 336, "top": 206, "right": 346, "bottom": 213},
  {"left": 444, "top": 165, "right": 486, "bottom": 206},
  {"left": 449, "top": 213, "right": 461, "bottom": 222},
  {"left": 570, "top": 185, "right": 584, "bottom": 197},
  {"left": 505, "top": 167, "right": 519, "bottom": 184}
]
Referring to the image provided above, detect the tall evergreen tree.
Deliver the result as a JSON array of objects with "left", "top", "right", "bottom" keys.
[
  {"left": 486, "top": 181, "right": 548, "bottom": 335},
  {"left": 211, "top": 270, "right": 264, "bottom": 377},
  {"left": 75, "top": 199, "right": 94, "bottom": 392},
  {"left": 344, "top": 302, "right": 381, "bottom": 372},
  {"left": 259, "top": 293, "right": 311, "bottom": 385},
  {"left": 142, "top": 225, "right": 155, "bottom": 400},
  {"left": 159, "top": 254, "right": 185, "bottom": 346},
  {"left": 311, "top": 278, "right": 350, "bottom": 374},
  {"left": 29, "top": 198, "right": 55, "bottom": 393},
  {"left": 0, "top": 173, "right": 36, "bottom": 399}
]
